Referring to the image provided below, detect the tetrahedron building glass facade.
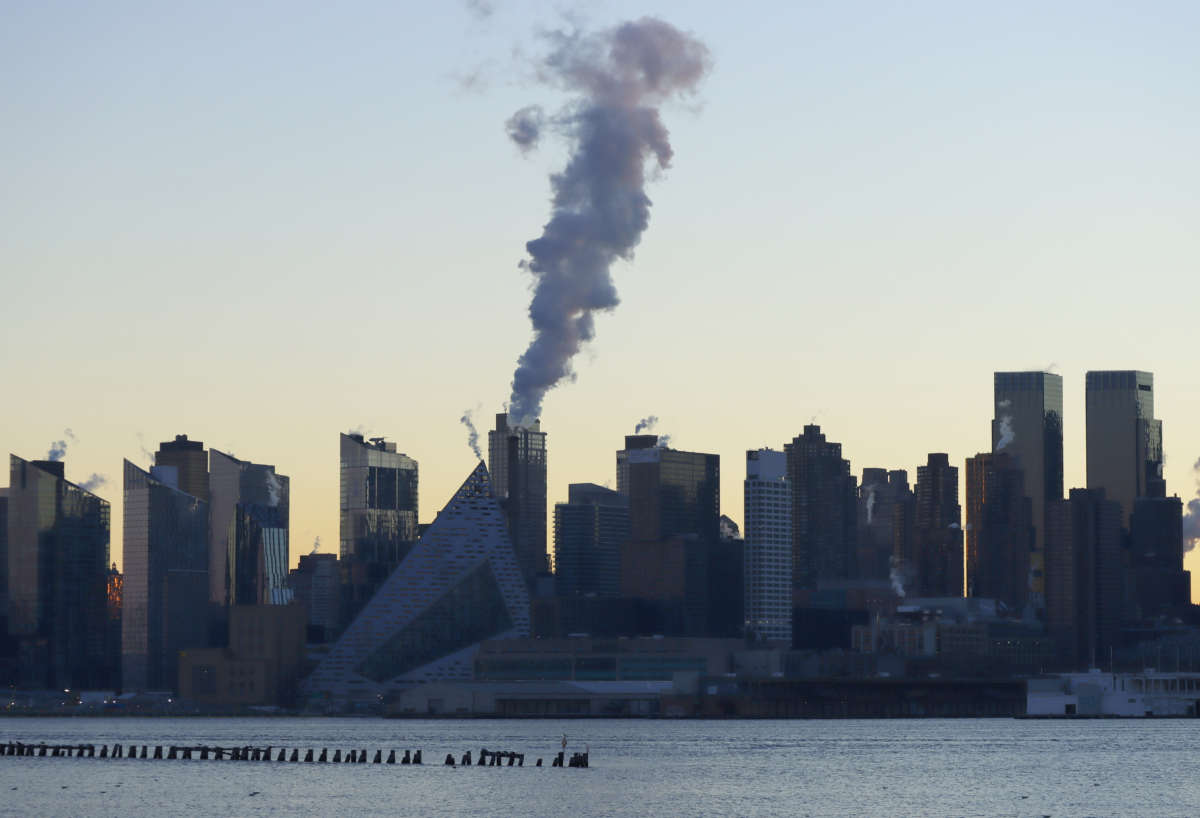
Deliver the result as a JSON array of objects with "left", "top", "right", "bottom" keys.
[{"left": 303, "top": 463, "right": 530, "bottom": 703}]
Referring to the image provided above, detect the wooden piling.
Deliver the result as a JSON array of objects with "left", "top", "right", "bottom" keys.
[{"left": 386, "top": 750, "right": 395, "bottom": 764}]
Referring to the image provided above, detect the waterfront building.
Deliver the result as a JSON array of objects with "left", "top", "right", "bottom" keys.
[
  {"left": 785, "top": 425, "right": 857, "bottom": 589},
  {"left": 553, "top": 483, "right": 628, "bottom": 598},
  {"left": 6, "top": 456, "right": 112, "bottom": 689},
  {"left": 1045, "top": 488, "right": 1123, "bottom": 670},
  {"left": 1027, "top": 671, "right": 1200, "bottom": 717},
  {"left": 339, "top": 432, "right": 418, "bottom": 622},
  {"left": 488, "top": 414, "right": 547, "bottom": 588},
  {"left": 302, "top": 463, "right": 531, "bottom": 703},
  {"left": 744, "top": 449, "right": 793, "bottom": 643},
  {"left": 992, "top": 372, "right": 1063, "bottom": 599},
  {"left": 121, "top": 459, "right": 209, "bottom": 692},
  {"left": 965, "top": 452, "right": 1035, "bottom": 612},
  {"left": 1085, "top": 370, "right": 1163, "bottom": 526}
]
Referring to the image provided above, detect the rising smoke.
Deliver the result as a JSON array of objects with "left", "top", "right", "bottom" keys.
[
  {"left": 889, "top": 556, "right": 907, "bottom": 598},
  {"left": 46, "top": 428, "right": 76, "bottom": 462},
  {"left": 136, "top": 432, "right": 154, "bottom": 465},
  {"left": 504, "top": 18, "right": 711, "bottom": 426},
  {"left": 311, "top": 536, "right": 321, "bottom": 555},
  {"left": 460, "top": 409, "right": 484, "bottom": 461},
  {"left": 995, "top": 400, "right": 1014, "bottom": 450},
  {"left": 634, "top": 415, "right": 659, "bottom": 434},
  {"left": 505, "top": 105, "right": 545, "bottom": 153},
  {"left": 80, "top": 474, "right": 107, "bottom": 492},
  {"left": 865, "top": 485, "right": 878, "bottom": 526},
  {"left": 265, "top": 472, "right": 282, "bottom": 507},
  {"left": 1183, "top": 457, "right": 1200, "bottom": 553}
]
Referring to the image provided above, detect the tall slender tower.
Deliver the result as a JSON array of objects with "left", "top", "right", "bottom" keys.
[
  {"left": 785, "top": 425, "right": 858, "bottom": 590},
  {"left": 911, "top": 453, "right": 963, "bottom": 597},
  {"left": 744, "top": 449, "right": 792, "bottom": 643},
  {"left": 1085, "top": 370, "right": 1162, "bottom": 527},
  {"left": 488, "top": 413, "right": 547, "bottom": 589}
]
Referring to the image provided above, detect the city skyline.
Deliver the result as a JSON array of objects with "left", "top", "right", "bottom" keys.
[{"left": 4, "top": 2, "right": 1200, "bottom": 600}]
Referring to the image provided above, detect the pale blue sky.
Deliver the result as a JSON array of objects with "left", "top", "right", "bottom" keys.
[{"left": 3, "top": 1, "right": 1199, "bottom": 591}]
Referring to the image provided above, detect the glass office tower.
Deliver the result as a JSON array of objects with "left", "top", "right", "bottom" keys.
[
  {"left": 121, "top": 459, "right": 209, "bottom": 692},
  {"left": 6, "top": 455, "right": 112, "bottom": 689},
  {"left": 1085, "top": 370, "right": 1163, "bottom": 527},
  {"left": 209, "top": 449, "right": 289, "bottom": 608},
  {"left": 785, "top": 425, "right": 858, "bottom": 590},
  {"left": 554, "top": 483, "right": 628, "bottom": 598}
]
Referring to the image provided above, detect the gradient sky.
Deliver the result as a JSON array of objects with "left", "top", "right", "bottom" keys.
[{"left": 4, "top": 2, "right": 1199, "bottom": 595}]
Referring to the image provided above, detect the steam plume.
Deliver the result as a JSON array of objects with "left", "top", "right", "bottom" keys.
[
  {"left": 460, "top": 409, "right": 484, "bottom": 461},
  {"left": 136, "top": 432, "right": 154, "bottom": 465},
  {"left": 311, "top": 536, "right": 321, "bottom": 555},
  {"left": 80, "top": 474, "right": 107, "bottom": 493},
  {"left": 889, "top": 556, "right": 906, "bottom": 598},
  {"left": 655, "top": 434, "right": 671, "bottom": 449},
  {"left": 265, "top": 472, "right": 282, "bottom": 507},
  {"left": 46, "top": 428, "right": 76, "bottom": 462},
  {"left": 505, "top": 105, "right": 545, "bottom": 153},
  {"left": 634, "top": 415, "right": 658, "bottom": 434},
  {"left": 995, "top": 400, "right": 1014, "bottom": 451},
  {"left": 865, "top": 485, "right": 877, "bottom": 525},
  {"left": 1183, "top": 457, "right": 1200, "bottom": 553},
  {"left": 505, "top": 18, "right": 711, "bottom": 426}
]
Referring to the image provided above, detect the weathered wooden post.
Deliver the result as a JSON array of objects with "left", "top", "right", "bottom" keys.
[
  {"left": 413, "top": 750, "right": 422, "bottom": 765},
  {"left": 444, "top": 753, "right": 455, "bottom": 766},
  {"left": 373, "top": 750, "right": 382, "bottom": 763},
  {"left": 401, "top": 750, "right": 411, "bottom": 765},
  {"left": 386, "top": 750, "right": 395, "bottom": 764},
  {"left": 333, "top": 749, "right": 342, "bottom": 763}
]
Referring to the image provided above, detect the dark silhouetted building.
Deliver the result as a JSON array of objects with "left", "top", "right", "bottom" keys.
[
  {"left": 1046, "top": 488, "right": 1122, "bottom": 669},
  {"left": 209, "top": 450, "right": 290, "bottom": 612},
  {"left": 857, "top": 468, "right": 911, "bottom": 584},
  {"left": 121, "top": 460, "right": 209, "bottom": 692},
  {"left": 745, "top": 449, "right": 793, "bottom": 643},
  {"left": 1086, "top": 370, "right": 1162, "bottom": 527},
  {"left": 0, "top": 488, "right": 7, "bottom": 633},
  {"left": 965, "top": 452, "right": 1035, "bottom": 613},
  {"left": 289, "top": 552, "right": 340, "bottom": 642},
  {"left": 154, "top": 434, "right": 209, "bottom": 503},
  {"left": 910, "top": 454, "right": 963, "bottom": 598},
  {"left": 993, "top": 371, "right": 1063, "bottom": 607},
  {"left": 786, "top": 425, "right": 857, "bottom": 590},
  {"left": 554, "top": 483, "right": 628, "bottom": 599},
  {"left": 339, "top": 433, "right": 418, "bottom": 623},
  {"left": 489, "top": 414, "right": 547, "bottom": 588},
  {"left": 1129, "top": 495, "right": 1191, "bottom": 618},
  {"left": 6, "top": 455, "right": 113, "bottom": 689}
]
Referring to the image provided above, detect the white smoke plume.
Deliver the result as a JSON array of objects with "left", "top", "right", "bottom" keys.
[
  {"left": 889, "top": 556, "right": 906, "bottom": 598},
  {"left": 505, "top": 105, "right": 545, "bottom": 153},
  {"left": 265, "top": 472, "right": 282, "bottom": 507},
  {"left": 46, "top": 428, "right": 76, "bottom": 462},
  {"left": 996, "top": 400, "right": 1014, "bottom": 451},
  {"left": 655, "top": 434, "right": 671, "bottom": 449},
  {"left": 1182, "top": 457, "right": 1200, "bottom": 553},
  {"left": 136, "top": 432, "right": 154, "bottom": 465},
  {"left": 460, "top": 409, "right": 484, "bottom": 461},
  {"left": 505, "top": 18, "right": 712, "bottom": 426},
  {"left": 865, "top": 485, "right": 877, "bottom": 525},
  {"left": 80, "top": 473, "right": 107, "bottom": 493},
  {"left": 311, "top": 536, "right": 321, "bottom": 555},
  {"left": 634, "top": 415, "right": 659, "bottom": 434}
]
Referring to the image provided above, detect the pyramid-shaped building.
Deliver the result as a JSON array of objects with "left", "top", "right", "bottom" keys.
[{"left": 303, "top": 463, "right": 530, "bottom": 702}]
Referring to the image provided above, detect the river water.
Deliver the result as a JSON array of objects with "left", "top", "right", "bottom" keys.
[{"left": 0, "top": 717, "right": 1196, "bottom": 817}]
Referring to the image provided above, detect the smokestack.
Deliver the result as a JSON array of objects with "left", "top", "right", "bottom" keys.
[{"left": 505, "top": 18, "right": 711, "bottom": 426}]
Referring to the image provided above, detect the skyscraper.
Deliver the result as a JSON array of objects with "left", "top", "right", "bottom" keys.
[
  {"left": 992, "top": 371, "right": 1063, "bottom": 604},
  {"left": 785, "top": 425, "right": 857, "bottom": 590},
  {"left": 121, "top": 459, "right": 209, "bottom": 692},
  {"left": 0, "top": 488, "right": 7, "bottom": 631},
  {"left": 910, "top": 454, "right": 963, "bottom": 597},
  {"left": 744, "top": 449, "right": 792, "bottom": 643},
  {"left": 209, "top": 449, "right": 289, "bottom": 609},
  {"left": 6, "top": 456, "right": 112, "bottom": 689},
  {"left": 154, "top": 434, "right": 210, "bottom": 502},
  {"left": 1086, "top": 370, "right": 1163, "bottom": 526},
  {"left": 553, "top": 483, "right": 628, "bottom": 599},
  {"left": 488, "top": 413, "right": 547, "bottom": 588},
  {"left": 965, "top": 452, "right": 1035, "bottom": 612},
  {"left": 857, "top": 468, "right": 911, "bottom": 583},
  {"left": 1045, "top": 488, "right": 1123, "bottom": 669},
  {"left": 1128, "top": 495, "right": 1191, "bottom": 618},
  {"left": 339, "top": 433, "right": 418, "bottom": 620}
]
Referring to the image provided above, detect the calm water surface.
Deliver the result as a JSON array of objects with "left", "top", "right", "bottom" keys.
[{"left": 0, "top": 717, "right": 1196, "bottom": 817}]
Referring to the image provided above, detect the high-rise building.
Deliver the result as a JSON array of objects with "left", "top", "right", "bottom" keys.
[
  {"left": 488, "top": 414, "right": 547, "bottom": 588},
  {"left": 965, "top": 452, "right": 1035, "bottom": 612},
  {"left": 992, "top": 371, "right": 1063, "bottom": 604},
  {"left": 553, "top": 483, "right": 628, "bottom": 599},
  {"left": 0, "top": 488, "right": 7, "bottom": 630},
  {"left": 857, "top": 468, "right": 911, "bottom": 583},
  {"left": 1086, "top": 370, "right": 1163, "bottom": 526},
  {"left": 1128, "top": 495, "right": 1191, "bottom": 618},
  {"left": 744, "top": 449, "right": 792, "bottom": 643},
  {"left": 1045, "top": 488, "right": 1123, "bottom": 669},
  {"left": 121, "top": 459, "right": 209, "bottom": 693},
  {"left": 209, "top": 450, "right": 290, "bottom": 609},
  {"left": 303, "top": 463, "right": 531, "bottom": 703},
  {"left": 339, "top": 433, "right": 418, "bottom": 621},
  {"left": 154, "top": 434, "right": 210, "bottom": 502},
  {"left": 910, "top": 454, "right": 963, "bottom": 598},
  {"left": 785, "top": 425, "right": 857, "bottom": 590},
  {"left": 288, "top": 552, "right": 340, "bottom": 642},
  {"left": 6, "top": 456, "right": 112, "bottom": 689}
]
